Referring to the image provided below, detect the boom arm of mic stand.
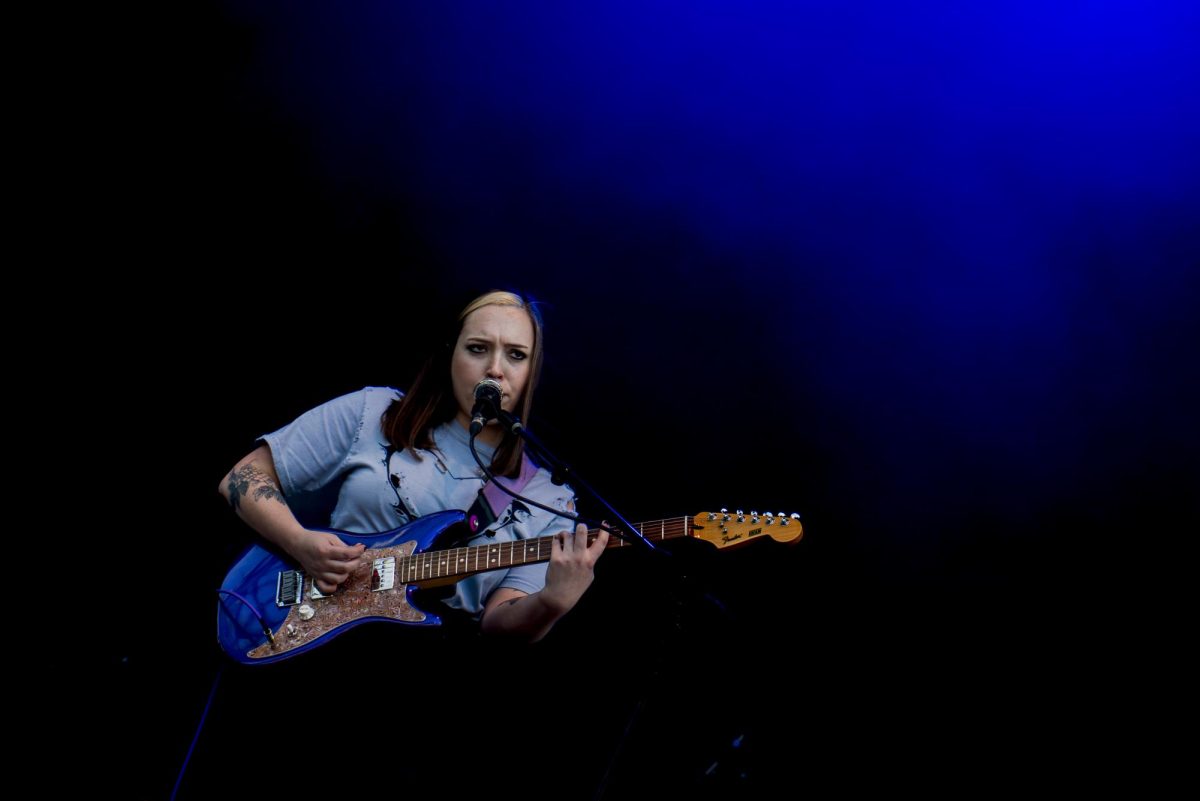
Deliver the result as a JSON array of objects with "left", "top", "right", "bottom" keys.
[{"left": 498, "top": 411, "right": 666, "bottom": 556}]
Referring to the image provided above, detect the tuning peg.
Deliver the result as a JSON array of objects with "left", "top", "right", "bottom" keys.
[
  {"left": 750, "top": 511, "right": 760, "bottom": 523},
  {"left": 707, "top": 512, "right": 717, "bottom": 521},
  {"left": 779, "top": 512, "right": 789, "bottom": 525},
  {"left": 791, "top": 512, "right": 802, "bottom": 521},
  {"left": 764, "top": 512, "right": 775, "bottom": 525},
  {"left": 720, "top": 507, "right": 731, "bottom": 521},
  {"left": 735, "top": 509, "right": 745, "bottom": 522}
]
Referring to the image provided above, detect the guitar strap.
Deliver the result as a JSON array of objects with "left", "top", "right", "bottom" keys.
[{"left": 465, "top": 454, "right": 539, "bottom": 536}]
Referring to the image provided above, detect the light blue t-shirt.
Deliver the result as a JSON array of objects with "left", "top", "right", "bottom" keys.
[{"left": 260, "top": 386, "right": 575, "bottom": 617}]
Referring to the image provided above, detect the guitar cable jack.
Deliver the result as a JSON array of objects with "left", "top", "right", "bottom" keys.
[{"left": 217, "top": 589, "right": 275, "bottom": 645}]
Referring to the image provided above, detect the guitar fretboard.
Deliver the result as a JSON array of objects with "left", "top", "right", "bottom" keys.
[{"left": 394, "top": 516, "right": 692, "bottom": 583}]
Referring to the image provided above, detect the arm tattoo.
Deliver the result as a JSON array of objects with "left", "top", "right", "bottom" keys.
[{"left": 226, "top": 464, "right": 288, "bottom": 510}]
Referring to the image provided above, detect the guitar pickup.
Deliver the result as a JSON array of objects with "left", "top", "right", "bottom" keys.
[{"left": 371, "top": 557, "right": 396, "bottom": 592}]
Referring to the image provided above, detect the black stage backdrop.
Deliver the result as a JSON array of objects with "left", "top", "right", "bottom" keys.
[{"left": 94, "top": 3, "right": 1197, "bottom": 798}]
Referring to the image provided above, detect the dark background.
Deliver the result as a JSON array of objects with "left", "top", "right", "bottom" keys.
[{"left": 100, "top": 2, "right": 1197, "bottom": 798}]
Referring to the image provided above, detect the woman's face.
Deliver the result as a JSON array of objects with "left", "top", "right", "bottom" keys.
[{"left": 449, "top": 304, "right": 535, "bottom": 436}]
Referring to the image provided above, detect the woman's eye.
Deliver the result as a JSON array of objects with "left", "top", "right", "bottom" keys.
[
  {"left": 509, "top": 350, "right": 527, "bottom": 361},
  {"left": 466, "top": 344, "right": 486, "bottom": 354}
]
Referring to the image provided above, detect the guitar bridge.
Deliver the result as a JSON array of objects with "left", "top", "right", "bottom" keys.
[
  {"left": 371, "top": 557, "right": 396, "bottom": 592},
  {"left": 276, "top": 570, "right": 305, "bottom": 607}
]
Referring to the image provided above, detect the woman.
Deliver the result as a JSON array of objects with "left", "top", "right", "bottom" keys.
[{"left": 218, "top": 290, "right": 607, "bottom": 642}]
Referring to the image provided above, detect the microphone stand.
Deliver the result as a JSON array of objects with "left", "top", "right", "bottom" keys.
[
  {"left": 488, "top": 408, "right": 689, "bottom": 798},
  {"left": 481, "top": 404, "right": 739, "bottom": 798}
]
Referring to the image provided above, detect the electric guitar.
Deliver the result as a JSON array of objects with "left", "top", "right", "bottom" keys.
[{"left": 217, "top": 509, "right": 802, "bottom": 664}]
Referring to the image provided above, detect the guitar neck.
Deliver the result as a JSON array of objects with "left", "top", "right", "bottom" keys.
[{"left": 395, "top": 517, "right": 690, "bottom": 585}]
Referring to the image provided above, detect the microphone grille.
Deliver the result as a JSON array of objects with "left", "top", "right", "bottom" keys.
[{"left": 475, "top": 378, "right": 502, "bottom": 398}]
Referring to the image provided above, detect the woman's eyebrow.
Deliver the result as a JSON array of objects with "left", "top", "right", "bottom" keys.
[{"left": 465, "top": 335, "right": 531, "bottom": 349}]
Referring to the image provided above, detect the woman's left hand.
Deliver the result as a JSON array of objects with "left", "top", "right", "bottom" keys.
[{"left": 541, "top": 522, "right": 609, "bottom": 614}]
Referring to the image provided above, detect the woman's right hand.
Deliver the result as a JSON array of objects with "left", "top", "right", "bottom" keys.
[
  {"left": 220, "top": 446, "right": 366, "bottom": 594},
  {"left": 289, "top": 531, "right": 367, "bottom": 594}
]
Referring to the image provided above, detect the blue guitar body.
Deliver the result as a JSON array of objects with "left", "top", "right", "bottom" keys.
[{"left": 217, "top": 510, "right": 466, "bottom": 665}]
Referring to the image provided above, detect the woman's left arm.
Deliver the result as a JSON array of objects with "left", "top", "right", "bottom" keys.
[{"left": 479, "top": 522, "right": 608, "bottom": 641}]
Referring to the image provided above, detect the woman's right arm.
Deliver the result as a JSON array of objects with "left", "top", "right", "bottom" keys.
[{"left": 218, "top": 444, "right": 365, "bottom": 593}]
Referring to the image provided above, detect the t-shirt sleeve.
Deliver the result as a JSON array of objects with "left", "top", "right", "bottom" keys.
[
  {"left": 493, "top": 478, "right": 577, "bottom": 596},
  {"left": 258, "top": 389, "right": 368, "bottom": 497}
]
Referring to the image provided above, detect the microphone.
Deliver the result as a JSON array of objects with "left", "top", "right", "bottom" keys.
[{"left": 469, "top": 378, "right": 503, "bottom": 436}]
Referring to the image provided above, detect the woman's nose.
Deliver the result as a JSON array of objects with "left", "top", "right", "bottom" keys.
[{"left": 486, "top": 354, "right": 503, "bottom": 378}]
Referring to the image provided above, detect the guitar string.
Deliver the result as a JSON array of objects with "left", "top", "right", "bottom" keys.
[
  {"left": 391, "top": 518, "right": 694, "bottom": 579},
  {"left": 355, "top": 513, "right": 790, "bottom": 583}
]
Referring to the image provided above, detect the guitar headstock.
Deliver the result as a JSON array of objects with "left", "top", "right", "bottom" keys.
[{"left": 690, "top": 509, "right": 804, "bottom": 550}]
